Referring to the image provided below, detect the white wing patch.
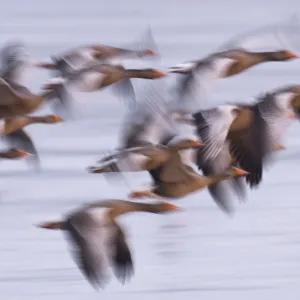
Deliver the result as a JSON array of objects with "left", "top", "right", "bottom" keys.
[
  {"left": 115, "top": 153, "right": 151, "bottom": 172},
  {"left": 260, "top": 93, "right": 294, "bottom": 147},
  {"left": 75, "top": 72, "right": 103, "bottom": 92},
  {"left": 201, "top": 105, "right": 238, "bottom": 161},
  {"left": 68, "top": 208, "right": 114, "bottom": 285}
]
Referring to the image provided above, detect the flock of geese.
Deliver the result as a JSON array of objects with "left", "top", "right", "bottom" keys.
[{"left": 1, "top": 25, "right": 300, "bottom": 290}]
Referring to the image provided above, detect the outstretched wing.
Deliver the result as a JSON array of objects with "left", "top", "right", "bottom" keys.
[
  {"left": 228, "top": 106, "right": 269, "bottom": 187},
  {"left": 111, "top": 223, "right": 134, "bottom": 284},
  {"left": 65, "top": 210, "right": 111, "bottom": 289},
  {"left": 198, "top": 142, "right": 237, "bottom": 214},
  {"left": 194, "top": 107, "right": 236, "bottom": 164}
]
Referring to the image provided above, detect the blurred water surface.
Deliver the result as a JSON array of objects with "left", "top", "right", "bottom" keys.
[{"left": 1, "top": 0, "right": 300, "bottom": 299}]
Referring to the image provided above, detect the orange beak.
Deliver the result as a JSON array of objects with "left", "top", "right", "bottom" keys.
[
  {"left": 153, "top": 70, "right": 167, "bottom": 78},
  {"left": 54, "top": 115, "right": 64, "bottom": 122},
  {"left": 288, "top": 111, "right": 297, "bottom": 119},
  {"left": 164, "top": 202, "right": 182, "bottom": 211},
  {"left": 274, "top": 144, "right": 286, "bottom": 151},
  {"left": 192, "top": 140, "right": 205, "bottom": 148},
  {"left": 144, "top": 49, "right": 159, "bottom": 56},
  {"left": 35, "top": 62, "right": 57, "bottom": 70},
  {"left": 16, "top": 149, "right": 32, "bottom": 157},
  {"left": 35, "top": 221, "right": 63, "bottom": 230},
  {"left": 35, "top": 222, "right": 51, "bottom": 229},
  {"left": 232, "top": 167, "right": 250, "bottom": 176},
  {"left": 284, "top": 51, "right": 299, "bottom": 59}
]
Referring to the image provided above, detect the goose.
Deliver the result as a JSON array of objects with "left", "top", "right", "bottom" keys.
[
  {"left": 87, "top": 137, "right": 204, "bottom": 174},
  {"left": 38, "top": 28, "right": 159, "bottom": 73},
  {"left": 167, "top": 19, "right": 299, "bottom": 113},
  {"left": 36, "top": 199, "right": 181, "bottom": 289},
  {"left": 43, "top": 63, "right": 167, "bottom": 94},
  {"left": 87, "top": 78, "right": 197, "bottom": 175},
  {"left": 128, "top": 156, "right": 249, "bottom": 214},
  {"left": 0, "top": 114, "right": 63, "bottom": 135},
  {"left": 42, "top": 63, "right": 167, "bottom": 113},
  {"left": 168, "top": 49, "right": 298, "bottom": 113},
  {"left": 168, "top": 49, "right": 297, "bottom": 77},
  {"left": 0, "top": 42, "right": 70, "bottom": 118},
  {"left": 1, "top": 115, "right": 63, "bottom": 170},
  {"left": 176, "top": 95, "right": 297, "bottom": 203},
  {"left": 39, "top": 45, "right": 158, "bottom": 72},
  {"left": 0, "top": 78, "right": 64, "bottom": 118}
]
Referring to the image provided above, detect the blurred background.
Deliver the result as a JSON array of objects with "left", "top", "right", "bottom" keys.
[{"left": 1, "top": 0, "right": 300, "bottom": 299}]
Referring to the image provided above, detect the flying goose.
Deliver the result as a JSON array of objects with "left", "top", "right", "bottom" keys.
[
  {"left": 36, "top": 199, "right": 181, "bottom": 289},
  {"left": 1, "top": 115, "right": 63, "bottom": 170},
  {"left": 168, "top": 49, "right": 298, "bottom": 113},
  {"left": 128, "top": 152, "right": 249, "bottom": 214},
  {"left": 87, "top": 137, "right": 204, "bottom": 174},
  {"left": 0, "top": 78, "right": 65, "bottom": 118},
  {"left": 176, "top": 94, "right": 297, "bottom": 201}
]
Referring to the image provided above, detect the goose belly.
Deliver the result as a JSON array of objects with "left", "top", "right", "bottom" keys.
[
  {"left": 116, "top": 153, "right": 150, "bottom": 172},
  {"left": 156, "top": 180, "right": 202, "bottom": 198},
  {"left": 87, "top": 207, "right": 112, "bottom": 226},
  {"left": 213, "top": 57, "right": 235, "bottom": 78},
  {"left": 74, "top": 72, "right": 104, "bottom": 92}
]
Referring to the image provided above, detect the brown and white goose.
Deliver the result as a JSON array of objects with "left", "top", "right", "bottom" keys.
[
  {"left": 175, "top": 95, "right": 297, "bottom": 208},
  {"left": 88, "top": 136, "right": 204, "bottom": 174},
  {"left": 128, "top": 158, "right": 249, "bottom": 214},
  {"left": 42, "top": 63, "right": 167, "bottom": 114},
  {"left": 0, "top": 77, "right": 65, "bottom": 119},
  {"left": 36, "top": 199, "right": 181, "bottom": 289},
  {"left": 38, "top": 28, "right": 159, "bottom": 73},
  {"left": 168, "top": 49, "right": 298, "bottom": 113},
  {"left": 1, "top": 115, "right": 63, "bottom": 170},
  {"left": 39, "top": 45, "right": 157, "bottom": 72},
  {"left": 87, "top": 79, "right": 197, "bottom": 175}
]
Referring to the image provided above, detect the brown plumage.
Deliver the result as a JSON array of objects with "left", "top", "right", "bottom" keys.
[
  {"left": 168, "top": 49, "right": 298, "bottom": 111},
  {"left": 220, "top": 50, "right": 298, "bottom": 78},
  {"left": 42, "top": 63, "right": 167, "bottom": 111},
  {"left": 0, "top": 78, "right": 59, "bottom": 118},
  {"left": 87, "top": 138, "right": 204, "bottom": 174},
  {"left": 36, "top": 199, "right": 181, "bottom": 289},
  {"left": 179, "top": 89, "right": 297, "bottom": 208},
  {"left": 191, "top": 99, "right": 293, "bottom": 190},
  {"left": 128, "top": 148, "right": 249, "bottom": 204},
  {"left": 1, "top": 115, "right": 63, "bottom": 170},
  {"left": 169, "top": 49, "right": 298, "bottom": 77},
  {"left": 38, "top": 44, "right": 158, "bottom": 71},
  {"left": 1, "top": 114, "right": 63, "bottom": 135},
  {"left": 44, "top": 64, "right": 167, "bottom": 90}
]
